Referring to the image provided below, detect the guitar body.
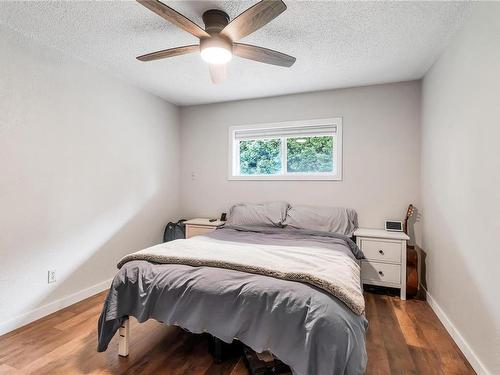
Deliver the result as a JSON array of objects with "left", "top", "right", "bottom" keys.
[
  {"left": 406, "top": 247, "right": 418, "bottom": 298},
  {"left": 404, "top": 204, "right": 419, "bottom": 298}
]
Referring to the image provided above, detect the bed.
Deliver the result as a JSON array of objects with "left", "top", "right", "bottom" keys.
[{"left": 97, "top": 204, "right": 368, "bottom": 375}]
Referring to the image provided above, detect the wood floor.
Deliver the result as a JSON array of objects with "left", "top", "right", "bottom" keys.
[{"left": 0, "top": 290, "right": 474, "bottom": 375}]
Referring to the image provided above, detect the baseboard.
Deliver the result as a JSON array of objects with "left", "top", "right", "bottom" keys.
[
  {"left": 425, "top": 289, "right": 490, "bottom": 375},
  {"left": 0, "top": 278, "right": 112, "bottom": 336}
]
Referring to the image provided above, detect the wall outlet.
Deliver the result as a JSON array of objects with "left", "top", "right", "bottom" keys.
[{"left": 48, "top": 270, "right": 56, "bottom": 284}]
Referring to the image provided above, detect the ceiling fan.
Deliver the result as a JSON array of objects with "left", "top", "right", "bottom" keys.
[{"left": 135, "top": 0, "right": 296, "bottom": 84}]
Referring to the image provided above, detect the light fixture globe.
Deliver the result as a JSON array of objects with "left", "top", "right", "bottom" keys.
[
  {"left": 200, "top": 35, "right": 233, "bottom": 65},
  {"left": 201, "top": 46, "right": 232, "bottom": 64}
]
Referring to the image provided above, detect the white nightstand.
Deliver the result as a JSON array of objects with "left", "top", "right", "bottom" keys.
[
  {"left": 354, "top": 228, "right": 410, "bottom": 300},
  {"left": 184, "top": 218, "right": 225, "bottom": 239}
]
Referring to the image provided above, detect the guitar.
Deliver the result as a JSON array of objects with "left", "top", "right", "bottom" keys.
[{"left": 404, "top": 204, "right": 418, "bottom": 298}]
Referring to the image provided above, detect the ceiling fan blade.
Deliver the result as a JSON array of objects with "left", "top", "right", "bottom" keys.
[
  {"left": 137, "top": 45, "right": 199, "bottom": 62},
  {"left": 233, "top": 43, "right": 296, "bottom": 67},
  {"left": 220, "top": 0, "right": 286, "bottom": 41},
  {"left": 137, "top": 0, "right": 210, "bottom": 39},
  {"left": 209, "top": 64, "right": 226, "bottom": 84}
]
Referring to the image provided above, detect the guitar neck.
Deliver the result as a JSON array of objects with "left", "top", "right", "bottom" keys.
[{"left": 404, "top": 204, "right": 414, "bottom": 235}]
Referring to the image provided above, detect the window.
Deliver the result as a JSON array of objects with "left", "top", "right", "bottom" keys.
[{"left": 228, "top": 118, "right": 342, "bottom": 180}]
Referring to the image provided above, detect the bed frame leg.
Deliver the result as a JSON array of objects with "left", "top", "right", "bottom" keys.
[
  {"left": 118, "top": 317, "right": 129, "bottom": 357},
  {"left": 212, "top": 336, "right": 224, "bottom": 364}
]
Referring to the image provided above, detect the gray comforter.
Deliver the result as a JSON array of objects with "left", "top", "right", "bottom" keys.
[{"left": 97, "top": 226, "right": 368, "bottom": 375}]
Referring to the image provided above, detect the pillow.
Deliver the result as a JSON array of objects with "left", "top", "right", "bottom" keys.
[
  {"left": 284, "top": 205, "right": 358, "bottom": 236},
  {"left": 226, "top": 201, "right": 290, "bottom": 227}
]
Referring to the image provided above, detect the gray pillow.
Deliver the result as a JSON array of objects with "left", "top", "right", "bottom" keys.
[
  {"left": 284, "top": 205, "right": 358, "bottom": 236},
  {"left": 226, "top": 201, "right": 290, "bottom": 227}
]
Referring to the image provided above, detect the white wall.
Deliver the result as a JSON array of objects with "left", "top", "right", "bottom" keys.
[
  {"left": 180, "top": 82, "right": 422, "bottom": 244},
  {"left": 0, "top": 26, "right": 180, "bottom": 332},
  {"left": 421, "top": 4, "right": 500, "bottom": 374}
]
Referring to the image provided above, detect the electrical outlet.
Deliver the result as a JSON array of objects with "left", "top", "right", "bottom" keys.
[{"left": 48, "top": 270, "right": 56, "bottom": 284}]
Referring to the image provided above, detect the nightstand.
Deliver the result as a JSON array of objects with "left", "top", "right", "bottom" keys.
[
  {"left": 354, "top": 228, "right": 410, "bottom": 300},
  {"left": 184, "top": 218, "right": 224, "bottom": 239}
]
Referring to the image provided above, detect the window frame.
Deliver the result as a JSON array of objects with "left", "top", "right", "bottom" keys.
[{"left": 228, "top": 117, "right": 343, "bottom": 181}]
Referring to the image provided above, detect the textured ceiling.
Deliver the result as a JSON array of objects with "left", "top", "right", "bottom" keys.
[{"left": 0, "top": 1, "right": 470, "bottom": 106}]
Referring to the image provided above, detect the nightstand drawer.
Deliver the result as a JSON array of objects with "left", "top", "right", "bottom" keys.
[
  {"left": 186, "top": 225, "right": 216, "bottom": 239},
  {"left": 360, "top": 239, "right": 401, "bottom": 263},
  {"left": 361, "top": 261, "right": 401, "bottom": 285}
]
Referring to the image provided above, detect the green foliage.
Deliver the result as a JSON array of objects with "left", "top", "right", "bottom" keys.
[
  {"left": 239, "top": 136, "right": 334, "bottom": 175},
  {"left": 287, "top": 136, "right": 334, "bottom": 173},
  {"left": 239, "top": 139, "right": 281, "bottom": 175}
]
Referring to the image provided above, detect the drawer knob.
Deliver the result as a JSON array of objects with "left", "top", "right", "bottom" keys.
[
  {"left": 378, "top": 271, "right": 384, "bottom": 276},
  {"left": 378, "top": 250, "right": 384, "bottom": 255}
]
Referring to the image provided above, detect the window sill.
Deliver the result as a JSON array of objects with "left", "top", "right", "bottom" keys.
[{"left": 228, "top": 175, "right": 342, "bottom": 181}]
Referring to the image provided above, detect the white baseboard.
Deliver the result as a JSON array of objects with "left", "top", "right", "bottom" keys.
[
  {"left": 425, "top": 289, "right": 490, "bottom": 375},
  {"left": 0, "top": 278, "right": 112, "bottom": 336}
]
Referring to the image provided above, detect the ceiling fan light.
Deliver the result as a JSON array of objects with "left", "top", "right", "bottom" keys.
[{"left": 201, "top": 47, "right": 232, "bottom": 65}]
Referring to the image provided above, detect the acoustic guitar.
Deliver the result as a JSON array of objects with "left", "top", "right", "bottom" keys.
[{"left": 404, "top": 204, "right": 418, "bottom": 298}]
